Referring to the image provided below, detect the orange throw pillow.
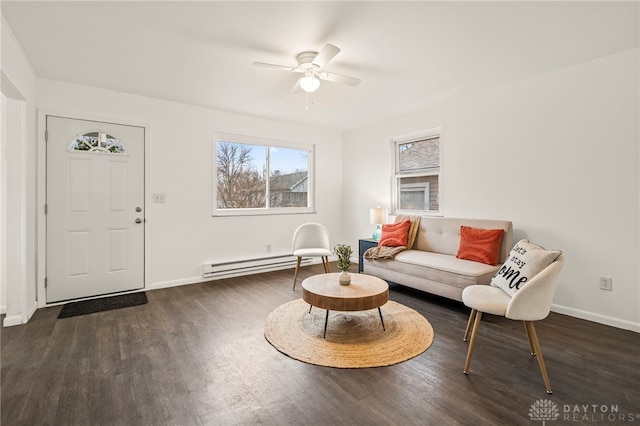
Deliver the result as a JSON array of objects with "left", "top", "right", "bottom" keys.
[
  {"left": 456, "top": 226, "right": 504, "bottom": 265},
  {"left": 378, "top": 220, "right": 411, "bottom": 247}
]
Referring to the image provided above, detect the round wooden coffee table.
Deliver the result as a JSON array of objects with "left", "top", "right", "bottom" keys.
[{"left": 301, "top": 273, "right": 389, "bottom": 338}]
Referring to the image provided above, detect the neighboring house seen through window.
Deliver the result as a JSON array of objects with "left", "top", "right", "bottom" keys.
[
  {"left": 392, "top": 129, "right": 441, "bottom": 215},
  {"left": 213, "top": 133, "right": 314, "bottom": 216}
]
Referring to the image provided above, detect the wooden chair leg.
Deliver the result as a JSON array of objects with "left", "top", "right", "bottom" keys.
[
  {"left": 523, "top": 321, "right": 536, "bottom": 355},
  {"left": 463, "top": 309, "right": 476, "bottom": 341},
  {"left": 463, "top": 310, "right": 482, "bottom": 374},
  {"left": 292, "top": 257, "right": 302, "bottom": 290},
  {"left": 322, "top": 256, "right": 330, "bottom": 273},
  {"left": 525, "top": 321, "right": 553, "bottom": 394}
]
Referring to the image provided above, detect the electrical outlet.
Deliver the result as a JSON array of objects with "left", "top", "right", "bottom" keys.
[
  {"left": 599, "top": 276, "right": 613, "bottom": 291},
  {"left": 266, "top": 244, "right": 272, "bottom": 253}
]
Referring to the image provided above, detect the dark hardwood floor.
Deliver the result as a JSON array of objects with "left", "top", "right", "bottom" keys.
[{"left": 2, "top": 263, "right": 639, "bottom": 425}]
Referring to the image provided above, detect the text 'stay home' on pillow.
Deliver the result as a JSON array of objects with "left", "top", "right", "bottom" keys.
[{"left": 491, "top": 239, "right": 562, "bottom": 296}]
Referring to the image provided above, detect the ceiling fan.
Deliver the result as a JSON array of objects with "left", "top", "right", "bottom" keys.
[{"left": 252, "top": 43, "right": 361, "bottom": 94}]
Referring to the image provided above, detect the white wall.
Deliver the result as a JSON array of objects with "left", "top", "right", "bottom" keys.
[
  {"left": 0, "top": 92, "right": 6, "bottom": 314},
  {"left": 343, "top": 48, "right": 640, "bottom": 331},
  {"left": 0, "top": 18, "right": 38, "bottom": 325},
  {"left": 37, "top": 79, "right": 343, "bottom": 292}
]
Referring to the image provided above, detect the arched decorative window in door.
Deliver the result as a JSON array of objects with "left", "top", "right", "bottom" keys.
[{"left": 68, "top": 131, "right": 127, "bottom": 155}]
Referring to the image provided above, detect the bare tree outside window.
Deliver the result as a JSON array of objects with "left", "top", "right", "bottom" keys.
[
  {"left": 214, "top": 135, "right": 314, "bottom": 215},
  {"left": 216, "top": 142, "right": 266, "bottom": 208}
]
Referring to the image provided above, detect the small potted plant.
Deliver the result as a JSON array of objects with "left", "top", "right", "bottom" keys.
[{"left": 334, "top": 244, "right": 353, "bottom": 285}]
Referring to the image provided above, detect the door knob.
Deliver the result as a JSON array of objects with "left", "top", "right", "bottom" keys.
[
  {"left": 136, "top": 206, "right": 142, "bottom": 212},
  {"left": 135, "top": 218, "right": 142, "bottom": 224}
]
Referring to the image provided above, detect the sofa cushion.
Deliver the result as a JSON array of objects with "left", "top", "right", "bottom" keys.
[
  {"left": 378, "top": 220, "right": 411, "bottom": 247},
  {"left": 412, "top": 217, "right": 513, "bottom": 263},
  {"left": 456, "top": 226, "right": 505, "bottom": 266},
  {"left": 367, "top": 250, "right": 500, "bottom": 289},
  {"left": 491, "top": 239, "right": 562, "bottom": 296}
]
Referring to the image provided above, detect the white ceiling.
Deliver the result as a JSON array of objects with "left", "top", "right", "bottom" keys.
[{"left": 2, "top": 1, "right": 638, "bottom": 131}]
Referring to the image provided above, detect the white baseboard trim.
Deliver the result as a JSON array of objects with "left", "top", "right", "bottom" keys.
[
  {"left": 27, "top": 301, "right": 37, "bottom": 321},
  {"left": 552, "top": 303, "right": 640, "bottom": 333},
  {"left": 3, "top": 314, "right": 23, "bottom": 327},
  {"left": 148, "top": 259, "right": 328, "bottom": 292},
  {"left": 2, "top": 301, "right": 38, "bottom": 327},
  {"left": 148, "top": 276, "right": 205, "bottom": 291}
]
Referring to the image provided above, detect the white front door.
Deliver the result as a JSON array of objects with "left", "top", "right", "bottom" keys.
[{"left": 46, "top": 116, "right": 145, "bottom": 303}]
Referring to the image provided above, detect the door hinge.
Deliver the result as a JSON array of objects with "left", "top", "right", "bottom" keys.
[
  {"left": 44, "top": 278, "right": 48, "bottom": 288},
  {"left": 45, "top": 129, "right": 48, "bottom": 142},
  {"left": 44, "top": 204, "right": 48, "bottom": 215}
]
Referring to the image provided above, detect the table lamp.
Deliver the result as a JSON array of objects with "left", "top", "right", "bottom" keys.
[{"left": 369, "top": 207, "right": 386, "bottom": 241}]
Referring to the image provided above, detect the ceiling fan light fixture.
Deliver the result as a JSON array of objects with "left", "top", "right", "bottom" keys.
[{"left": 299, "top": 75, "right": 320, "bottom": 93}]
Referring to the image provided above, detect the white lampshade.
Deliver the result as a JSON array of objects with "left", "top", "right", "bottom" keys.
[
  {"left": 369, "top": 207, "right": 386, "bottom": 225},
  {"left": 299, "top": 76, "right": 320, "bottom": 93}
]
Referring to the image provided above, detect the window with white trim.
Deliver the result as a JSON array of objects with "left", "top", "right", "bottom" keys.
[
  {"left": 392, "top": 129, "right": 441, "bottom": 215},
  {"left": 213, "top": 133, "right": 314, "bottom": 216}
]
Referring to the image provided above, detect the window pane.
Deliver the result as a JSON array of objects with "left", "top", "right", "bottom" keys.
[
  {"left": 397, "top": 175, "right": 439, "bottom": 211},
  {"left": 398, "top": 137, "right": 439, "bottom": 175},
  {"left": 394, "top": 134, "right": 440, "bottom": 214},
  {"left": 213, "top": 133, "right": 315, "bottom": 216},
  {"left": 269, "top": 147, "right": 309, "bottom": 208},
  {"left": 69, "top": 132, "right": 127, "bottom": 155},
  {"left": 102, "top": 135, "right": 126, "bottom": 154},
  {"left": 216, "top": 141, "right": 266, "bottom": 209}
]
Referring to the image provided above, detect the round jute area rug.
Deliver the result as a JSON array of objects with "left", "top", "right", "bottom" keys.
[{"left": 264, "top": 299, "right": 434, "bottom": 368}]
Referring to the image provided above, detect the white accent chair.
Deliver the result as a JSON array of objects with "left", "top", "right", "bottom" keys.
[
  {"left": 462, "top": 253, "right": 565, "bottom": 393},
  {"left": 291, "top": 223, "right": 332, "bottom": 290}
]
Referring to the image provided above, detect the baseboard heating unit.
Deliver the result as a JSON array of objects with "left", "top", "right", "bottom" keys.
[{"left": 202, "top": 255, "right": 311, "bottom": 280}]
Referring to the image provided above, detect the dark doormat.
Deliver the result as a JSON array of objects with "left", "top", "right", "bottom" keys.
[{"left": 58, "top": 292, "right": 148, "bottom": 319}]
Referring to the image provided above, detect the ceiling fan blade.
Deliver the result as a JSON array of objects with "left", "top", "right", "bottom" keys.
[
  {"left": 290, "top": 79, "right": 302, "bottom": 94},
  {"left": 312, "top": 44, "right": 340, "bottom": 69},
  {"left": 319, "top": 71, "right": 361, "bottom": 87},
  {"left": 252, "top": 62, "right": 297, "bottom": 72}
]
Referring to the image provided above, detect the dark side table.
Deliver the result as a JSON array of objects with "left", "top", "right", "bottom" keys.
[{"left": 358, "top": 238, "right": 378, "bottom": 273}]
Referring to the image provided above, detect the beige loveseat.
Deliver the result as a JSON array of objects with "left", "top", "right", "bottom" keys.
[{"left": 363, "top": 216, "right": 513, "bottom": 302}]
